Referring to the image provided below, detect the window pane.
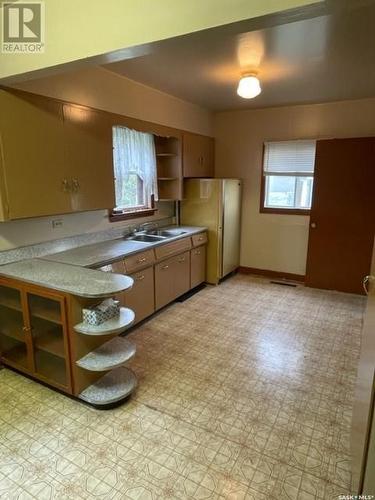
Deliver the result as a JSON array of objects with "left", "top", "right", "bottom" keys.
[
  {"left": 265, "top": 176, "right": 296, "bottom": 208},
  {"left": 116, "top": 173, "right": 144, "bottom": 209},
  {"left": 265, "top": 175, "right": 313, "bottom": 210},
  {"left": 295, "top": 176, "right": 313, "bottom": 209}
]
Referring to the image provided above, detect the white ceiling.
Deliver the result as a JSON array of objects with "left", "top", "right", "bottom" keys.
[{"left": 103, "top": 1, "right": 375, "bottom": 111}]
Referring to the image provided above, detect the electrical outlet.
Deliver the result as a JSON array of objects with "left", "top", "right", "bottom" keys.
[{"left": 52, "top": 219, "right": 63, "bottom": 229}]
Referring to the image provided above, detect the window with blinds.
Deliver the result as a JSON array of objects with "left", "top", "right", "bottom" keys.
[{"left": 262, "top": 140, "right": 316, "bottom": 212}]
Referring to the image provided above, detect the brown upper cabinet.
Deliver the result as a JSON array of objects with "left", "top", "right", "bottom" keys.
[
  {"left": 0, "top": 90, "right": 71, "bottom": 220},
  {"left": 0, "top": 89, "right": 115, "bottom": 221},
  {"left": 63, "top": 104, "right": 115, "bottom": 212},
  {"left": 183, "top": 132, "right": 214, "bottom": 178}
]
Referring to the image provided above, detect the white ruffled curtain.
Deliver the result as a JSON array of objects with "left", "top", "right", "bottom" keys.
[{"left": 113, "top": 126, "right": 158, "bottom": 209}]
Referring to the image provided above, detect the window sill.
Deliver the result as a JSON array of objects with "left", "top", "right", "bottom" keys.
[
  {"left": 260, "top": 207, "right": 310, "bottom": 216},
  {"left": 109, "top": 208, "right": 158, "bottom": 222}
]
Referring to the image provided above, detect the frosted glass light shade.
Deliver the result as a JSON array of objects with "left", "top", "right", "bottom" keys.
[{"left": 237, "top": 75, "right": 261, "bottom": 99}]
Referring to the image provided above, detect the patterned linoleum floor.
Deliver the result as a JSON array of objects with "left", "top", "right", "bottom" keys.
[{"left": 0, "top": 275, "right": 366, "bottom": 500}]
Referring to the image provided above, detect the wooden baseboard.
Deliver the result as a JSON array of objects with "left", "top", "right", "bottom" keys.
[{"left": 238, "top": 266, "right": 305, "bottom": 283}]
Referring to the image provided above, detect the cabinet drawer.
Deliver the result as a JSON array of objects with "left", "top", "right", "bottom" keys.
[
  {"left": 155, "top": 237, "right": 192, "bottom": 261},
  {"left": 192, "top": 232, "right": 207, "bottom": 247},
  {"left": 125, "top": 266, "right": 155, "bottom": 324},
  {"left": 124, "top": 250, "right": 155, "bottom": 273}
]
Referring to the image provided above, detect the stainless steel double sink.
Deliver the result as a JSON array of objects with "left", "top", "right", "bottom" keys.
[{"left": 126, "top": 229, "right": 187, "bottom": 243}]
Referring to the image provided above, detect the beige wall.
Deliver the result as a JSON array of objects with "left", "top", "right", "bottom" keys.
[
  {"left": 0, "top": 204, "right": 174, "bottom": 252},
  {"left": 214, "top": 98, "right": 375, "bottom": 275},
  {"left": 1, "top": 66, "right": 213, "bottom": 251},
  {"left": 12, "top": 66, "right": 213, "bottom": 136},
  {"left": 0, "top": 0, "right": 317, "bottom": 81}
]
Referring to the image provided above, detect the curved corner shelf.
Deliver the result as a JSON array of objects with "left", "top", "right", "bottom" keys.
[
  {"left": 76, "top": 336, "right": 136, "bottom": 372},
  {"left": 74, "top": 307, "right": 135, "bottom": 336},
  {"left": 78, "top": 366, "right": 137, "bottom": 406}
]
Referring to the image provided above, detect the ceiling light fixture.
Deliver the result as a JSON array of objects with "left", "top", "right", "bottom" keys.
[{"left": 237, "top": 73, "right": 261, "bottom": 99}]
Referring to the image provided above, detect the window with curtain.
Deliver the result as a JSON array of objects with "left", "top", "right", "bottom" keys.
[
  {"left": 112, "top": 126, "right": 158, "bottom": 214},
  {"left": 262, "top": 140, "right": 316, "bottom": 213}
]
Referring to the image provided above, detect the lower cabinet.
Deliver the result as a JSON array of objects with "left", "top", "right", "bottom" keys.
[
  {"left": 124, "top": 266, "right": 155, "bottom": 324},
  {"left": 191, "top": 245, "right": 206, "bottom": 288},
  {"left": 0, "top": 281, "right": 72, "bottom": 392},
  {"left": 98, "top": 235, "right": 207, "bottom": 319},
  {"left": 173, "top": 251, "right": 191, "bottom": 299},
  {"left": 155, "top": 251, "right": 190, "bottom": 310}
]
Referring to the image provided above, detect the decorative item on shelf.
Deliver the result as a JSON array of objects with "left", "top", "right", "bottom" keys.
[{"left": 82, "top": 298, "right": 120, "bottom": 326}]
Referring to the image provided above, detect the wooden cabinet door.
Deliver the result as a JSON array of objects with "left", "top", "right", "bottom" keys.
[
  {"left": 124, "top": 266, "right": 155, "bottom": 324},
  {"left": 0, "top": 90, "right": 71, "bottom": 219},
  {"left": 25, "top": 290, "right": 72, "bottom": 392},
  {"left": 0, "top": 281, "right": 31, "bottom": 372},
  {"left": 201, "top": 136, "right": 214, "bottom": 177},
  {"left": 63, "top": 104, "right": 115, "bottom": 212},
  {"left": 155, "top": 257, "right": 175, "bottom": 310},
  {"left": 191, "top": 246, "right": 206, "bottom": 288},
  {"left": 183, "top": 132, "right": 214, "bottom": 178},
  {"left": 174, "top": 251, "right": 190, "bottom": 298}
]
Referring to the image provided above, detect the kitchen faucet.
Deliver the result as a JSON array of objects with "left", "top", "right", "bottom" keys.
[{"left": 138, "top": 222, "right": 159, "bottom": 233}]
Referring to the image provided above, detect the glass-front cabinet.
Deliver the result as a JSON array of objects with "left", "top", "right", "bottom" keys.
[
  {"left": 0, "top": 280, "right": 71, "bottom": 392},
  {"left": 0, "top": 284, "right": 30, "bottom": 370}
]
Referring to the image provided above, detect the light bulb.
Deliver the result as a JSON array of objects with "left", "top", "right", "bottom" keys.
[{"left": 237, "top": 75, "right": 261, "bottom": 99}]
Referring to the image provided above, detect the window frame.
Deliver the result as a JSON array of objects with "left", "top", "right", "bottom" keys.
[
  {"left": 110, "top": 127, "right": 158, "bottom": 222},
  {"left": 259, "top": 142, "right": 314, "bottom": 216}
]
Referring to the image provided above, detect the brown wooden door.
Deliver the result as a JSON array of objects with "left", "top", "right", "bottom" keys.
[{"left": 306, "top": 138, "right": 375, "bottom": 294}]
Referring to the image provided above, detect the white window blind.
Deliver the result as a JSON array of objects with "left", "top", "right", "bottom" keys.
[{"left": 263, "top": 140, "right": 316, "bottom": 175}]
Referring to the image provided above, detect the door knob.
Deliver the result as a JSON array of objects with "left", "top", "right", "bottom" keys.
[
  {"left": 363, "top": 275, "right": 374, "bottom": 295},
  {"left": 311, "top": 222, "right": 317, "bottom": 229}
]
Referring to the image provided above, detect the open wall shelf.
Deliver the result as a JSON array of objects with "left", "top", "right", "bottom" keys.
[{"left": 154, "top": 134, "right": 183, "bottom": 201}]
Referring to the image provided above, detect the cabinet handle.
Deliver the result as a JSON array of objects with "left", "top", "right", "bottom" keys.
[
  {"left": 162, "top": 265, "right": 169, "bottom": 270},
  {"left": 72, "top": 178, "right": 80, "bottom": 192},
  {"left": 136, "top": 274, "right": 145, "bottom": 281},
  {"left": 198, "top": 236, "right": 204, "bottom": 241},
  {"left": 195, "top": 250, "right": 201, "bottom": 255},
  {"left": 178, "top": 257, "right": 186, "bottom": 263},
  {"left": 62, "top": 179, "right": 71, "bottom": 192},
  {"left": 137, "top": 257, "right": 147, "bottom": 263}
]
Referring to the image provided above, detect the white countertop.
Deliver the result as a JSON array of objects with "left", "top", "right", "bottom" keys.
[
  {"left": 0, "top": 259, "right": 134, "bottom": 298},
  {"left": 0, "top": 226, "right": 206, "bottom": 297}
]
